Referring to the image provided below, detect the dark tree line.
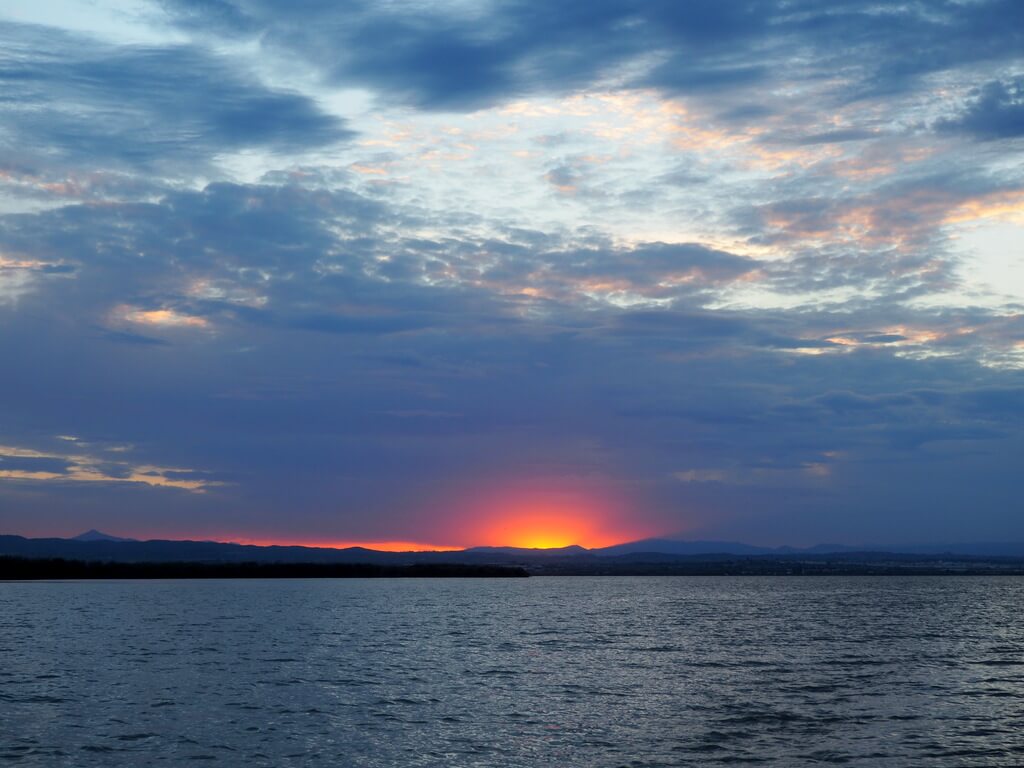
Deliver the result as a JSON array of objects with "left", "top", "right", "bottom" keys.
[{"left": 0, "top": 557, "right": 529, "bottom": 580}]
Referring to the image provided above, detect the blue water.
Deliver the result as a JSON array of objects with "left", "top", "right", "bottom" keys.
[{"left": 2, "top": 576, "right": 1023, "bottom": 766}]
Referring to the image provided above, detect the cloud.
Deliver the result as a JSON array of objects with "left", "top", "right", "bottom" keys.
[
  {"left": 938, "top": 77, "right": 1024, "bottom": 140},
  {"left": 0, "top": 21, "right": 352, "bottom": 179},
  {"left": 0, "top": 441, "right": 219, "bottom": 492},
  {"left": 157, "top": 0, "right": 1024, "bottom": 112}
]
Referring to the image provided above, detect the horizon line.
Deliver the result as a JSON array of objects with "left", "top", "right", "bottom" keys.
[{"left": 6, "top": 531, "right": 1024, "bottom": 554}]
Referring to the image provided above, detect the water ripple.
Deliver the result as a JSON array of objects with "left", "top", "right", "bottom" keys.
[{"left": 1, "top": 577, "right": 1024, "bottom": 766}]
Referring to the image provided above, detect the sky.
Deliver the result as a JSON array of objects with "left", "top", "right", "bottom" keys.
[{"left": 1, "top": 0, "right": 1022, "bottom": 549}]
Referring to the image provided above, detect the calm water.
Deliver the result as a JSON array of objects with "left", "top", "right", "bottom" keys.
[{"left": 2, "top": 577, "right": 1023, "bottom": 766}]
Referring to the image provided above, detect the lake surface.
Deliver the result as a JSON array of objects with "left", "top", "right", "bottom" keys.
[{"left": 2, "top": 577, "right": 1023, "bottom": 766}]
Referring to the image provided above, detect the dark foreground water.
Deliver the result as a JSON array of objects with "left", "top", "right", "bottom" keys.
[{"left": 2, "top": 577, "right": 1023, "bottom": 767}]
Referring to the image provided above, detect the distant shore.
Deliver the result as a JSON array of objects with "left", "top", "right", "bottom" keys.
[
  {"left": 4, "top": 554, "right": 1024, "bottom": 579},
  {"left": 526, "top": 558, "right": 1024, "bottom": 576},
  {"left": 0, "top": 557, "right": 529, "bottom": 580}
]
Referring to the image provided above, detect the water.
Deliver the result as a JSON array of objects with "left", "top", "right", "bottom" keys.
[{"left": 2, "top": 577, "right": 1023, "bottom": 766}]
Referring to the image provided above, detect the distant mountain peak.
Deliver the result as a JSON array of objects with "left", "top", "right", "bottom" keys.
[
  {"left": 71, "top": 529, "right": 135, "bottom": 542},
  {"left": 463, "top": 543, "right": 589, "bottom": 556},
  {"left": 594, "top": 538, "right": 775, "bottom": 556}
]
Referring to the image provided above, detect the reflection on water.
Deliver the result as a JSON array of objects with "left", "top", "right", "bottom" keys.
[{"left": 2, "top": 577, "right": 1023, "bottom": 766}]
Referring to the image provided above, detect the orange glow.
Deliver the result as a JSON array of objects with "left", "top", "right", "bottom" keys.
[
  {"left": 313, "top": 540, "right": 463, "bottom": 552},
  {"left": 225, "top": 537, "right": 462, "bottom": 552},
  {"left": 112, "top": 305, "right": 209, "bottom": 329},
  {"left": 478, "top": 510, "right": 618, "bottom": 549},
  {"left": 454, "top": 483, "right": 655, "bottom": 549},
  {"left": 106, "top": 479, "right": 662, "bottom": 553},
  {"left": 945, "top": 190, "right": 1024, "bottom": 225}
]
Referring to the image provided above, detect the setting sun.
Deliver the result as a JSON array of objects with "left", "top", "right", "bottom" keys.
[
  {"left": 480, "top": 509, "right": 614, "bottom": 549},
  {"left": 456, "top": 484, "right": 651, "bottom": 550}
]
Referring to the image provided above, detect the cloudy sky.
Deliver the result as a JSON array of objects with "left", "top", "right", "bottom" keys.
[{"left": 1, "top": 0, "right": 1022, "bottom": 548}]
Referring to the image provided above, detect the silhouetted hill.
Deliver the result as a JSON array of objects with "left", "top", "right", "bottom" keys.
[
  {"left": 4, "top": 534, "right": 1024, "bottom": 570},
  {"left": 0, "top": 535, "right": 416, "bottom": 564},
  {"left": 72, "top": 529, "right": 136, "bottom": 543},
  {"left": 0, "top": 535, "right": 538, "bottom": 565},
  {"left": 0, "top": 556, "right": 528, "bottom": 579},
  {"left": 592, "top": 538, "right": 1024, "bottom": 558},
  {"left": 463, "top": 544, "right": 589, "bottom": 557},
  {"left": 594, "top": 539, "right": 775, "bottom": 556}
]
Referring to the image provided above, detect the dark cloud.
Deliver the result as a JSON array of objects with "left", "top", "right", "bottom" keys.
[
  {"left": 959, "top": 388, "right": 1024, "bottom": 417},
  {"left": 642, "top": 62, "right": 768, "bottom": 94},
  {"left": 97, "top": 329, "right": 172, "bottom": 346},
  {"left": 0, "top": 22, "right": 351, "bottom": 177},
  {"left": 938, "top": 77, "right": 1024, "bottom": 140},
  {"left": 157, "top": 0, "right": 1024, "bottom": 111},
  {"left": 0, "top": 456, "right": 71, "bottom": 474}
]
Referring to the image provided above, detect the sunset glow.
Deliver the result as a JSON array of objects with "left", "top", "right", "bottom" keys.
[
  {"left": 223, "top": 538, "right": 463, "bottom": 553},
  {"left": 477, "top": 512, "right": 620, "bottom": 549},
  {"left": 453, "top": 484, "right": 654, "bottom": 550}
]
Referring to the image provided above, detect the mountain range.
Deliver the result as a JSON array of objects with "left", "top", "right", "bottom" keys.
[{"left": 2, "top": 532, "right": 1024, "bottom": 564}]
